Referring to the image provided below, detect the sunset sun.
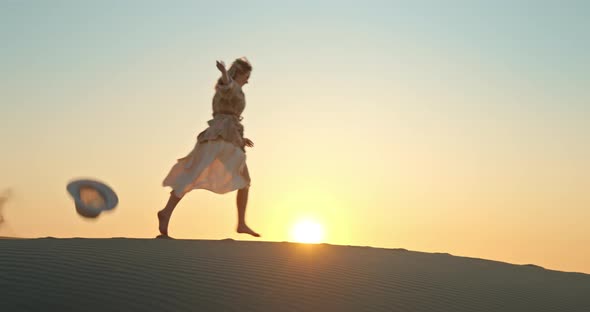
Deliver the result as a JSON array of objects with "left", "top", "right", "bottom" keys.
[{"left": 291, "top": 220, "right": 324, "bottom": 244}]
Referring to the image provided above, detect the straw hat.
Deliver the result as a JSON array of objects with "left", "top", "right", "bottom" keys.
[{"left": 67, "top": 179, "right": 118, "bottom": 218}]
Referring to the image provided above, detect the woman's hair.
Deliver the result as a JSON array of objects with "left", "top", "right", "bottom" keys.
[{"left": 216, "top": 57, "right": 252, "bottom": 88}]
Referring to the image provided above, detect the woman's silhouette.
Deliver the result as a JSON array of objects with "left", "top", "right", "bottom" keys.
[{"left": 158, "top": 57, "right": 259, "bottom": 238}]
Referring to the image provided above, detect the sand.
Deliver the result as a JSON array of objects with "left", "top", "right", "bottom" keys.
[{"left": 0, "top": 238, "right": 588, "bottom": 311}]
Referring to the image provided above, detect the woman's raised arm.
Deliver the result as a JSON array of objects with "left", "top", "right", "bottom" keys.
[{"left": 216, "top": 60, "right": 230, "bottom": 85}]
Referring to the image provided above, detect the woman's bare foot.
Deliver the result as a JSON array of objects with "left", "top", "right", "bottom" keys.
[
  {"left": 158, "top": 210, "right": 170, "bottom": 236},
  {"left": 237, "top": 223, "right": 260, "bottom": 237}
]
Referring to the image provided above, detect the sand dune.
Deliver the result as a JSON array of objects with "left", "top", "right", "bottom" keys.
[{"left": 0, "top": 238, "right": 588, "bottom": 311}]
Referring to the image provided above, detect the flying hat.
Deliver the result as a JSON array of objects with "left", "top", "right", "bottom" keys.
[{"left": 67, "top": 179, "right": 118, "bottom": 218}]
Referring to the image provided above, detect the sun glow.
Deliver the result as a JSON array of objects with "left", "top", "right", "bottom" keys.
[{"left": 291, "top": 220, "right": 324, "bottom": 244}]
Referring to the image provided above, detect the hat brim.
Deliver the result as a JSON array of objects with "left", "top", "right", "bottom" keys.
[{"left": 67, "top": 179, "right": 118, "bottom": 218}]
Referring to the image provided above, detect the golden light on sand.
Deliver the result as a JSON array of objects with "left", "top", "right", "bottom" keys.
[{"left": 291, "top": 220, "right": 324, "bottom": 244}]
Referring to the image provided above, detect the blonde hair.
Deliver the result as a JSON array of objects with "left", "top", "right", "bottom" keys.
[{"left": 217, "top": 57, "right": 252, "bottom": 87}]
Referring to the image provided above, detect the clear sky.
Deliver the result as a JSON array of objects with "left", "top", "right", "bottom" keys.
[{"left": 1, "top": 1, "right": 589, "bottom": 273}]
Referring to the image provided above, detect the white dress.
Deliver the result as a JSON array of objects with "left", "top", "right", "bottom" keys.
[{"left": 163, "top": 79, "right": 251, "bottom": 198}]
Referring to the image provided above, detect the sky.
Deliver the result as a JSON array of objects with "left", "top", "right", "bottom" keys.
[{"left": 1, "top": 1, "right": 589, "bottom": 273}]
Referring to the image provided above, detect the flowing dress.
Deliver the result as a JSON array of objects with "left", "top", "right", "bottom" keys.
[{"left": 163, "top": 79, "right": 251, "bottom": 197}]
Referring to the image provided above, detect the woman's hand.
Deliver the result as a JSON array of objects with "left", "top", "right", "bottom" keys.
[
  {"left": 243, "top": 138, "right": 254, "bottom": 148},
  {"left": 216, "top": 60, "right": 227, "bottom": 73}
]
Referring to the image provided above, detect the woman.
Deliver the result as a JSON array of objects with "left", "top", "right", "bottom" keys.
[{"left": 158, "top": 57, "right": 259, "bottom": 238}]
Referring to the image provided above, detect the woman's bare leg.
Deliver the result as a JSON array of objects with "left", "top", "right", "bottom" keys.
[
  {"left": 236, "top": 187, "right": 260, "bottom": 237},
  {"left": 158, "top": 191, "right": 182, "bottom": 236}
]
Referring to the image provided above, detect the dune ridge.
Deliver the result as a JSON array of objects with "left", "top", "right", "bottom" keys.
[{"left": 0, "top": 238, "right": 588, "bottom": 311}]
